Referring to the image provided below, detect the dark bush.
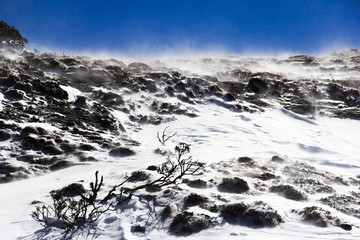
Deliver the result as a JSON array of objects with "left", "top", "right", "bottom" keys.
[
  {"left": 221, "top": 201, "right": 283, "bottom": 227},
  {"left": 169, "top": 212, "right": 217, "bottom": 235},
  {"left": 186, "top": 179, "right": 207, "bottom": 188},
  {"left": 161, "top": 205, "right": 172, "bottom": 220},
  {"left": 270, "top": 185, "right": 307, "bottom": 201},
  {"left": 0, "top": 130, "right": 11, "bottom": 141},
  {"left": 131, "top": 224, "right": 146, "bottom": 233},
  {"left": 257, "top": 172, "right": 277, "bottom": 181},
  {"left": 294, "top": 206, "right": 352, "bottom": 230},
  {"left": 218, "top": 177, "right": 249, "bottom": 193},
  {"left": 128, "top": 171, "right": 150, "bottom": 182},
  {"left": 184, "top": 193, "right": 208, "bottom": 207}
]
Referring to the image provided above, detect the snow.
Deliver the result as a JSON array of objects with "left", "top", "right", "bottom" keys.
[
  {"left": 1, "top": 100, "right": 360, "bottom": 239},
  {"left": 59, "top": 85, "right": 83, "bottom": 102},
  {"left": 1, "top": 51, "right": 360, "bottom": 239},
  {"left": 144, "top": 55, "right": 360, "bottom": 81}
]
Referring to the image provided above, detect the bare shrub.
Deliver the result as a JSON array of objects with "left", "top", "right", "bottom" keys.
[
  {"left": 31, "top": 171, "right": 113, "bottom": 232},
  {"left": 157, "top": 126, "right": 177, "bottom": 145},
  {"left": 32, "top": 143, "right": 203, "bottom": 233}
]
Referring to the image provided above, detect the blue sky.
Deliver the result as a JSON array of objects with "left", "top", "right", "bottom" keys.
[{"left": 1, "top": 0, "right": 359, "bottom": 57}]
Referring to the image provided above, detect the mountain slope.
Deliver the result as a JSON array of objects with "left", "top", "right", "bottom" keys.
[{"left": 0, "top": 49, "right": 360, "bottom": 239}]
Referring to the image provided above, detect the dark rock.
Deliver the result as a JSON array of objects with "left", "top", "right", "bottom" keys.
[
  {"left": 21, "top": 135, "right": 41, "bottom": 150},
  {"left": 340, "top": 224, "right": 352, "bottom": 231},
  {"left": 165, "top": 86, "right": 175, "bottom": 96},
  {"left": 109, "top": 147, "right": 136, "bottom": 157},
  {"left": 2, "top": 74, "right": 19, "bottom": 87},
  {"left": 238, "top": 156, "right": 253, "bottom": 163},
  {"left": 0, "top": 162, "right": 20, "bottom": 174},
  {"left": 223, "top": 92, "right": 236, "bottom": 101},
  {"left": 93, "top": 90, "right": 124, "bottom": 107},
  {"left": 50, "top": 160, "right": 73, "bottom": 171},
  {"left": 56, "top": 183, "right": 86, "bottom": 197},
  {"left": 207, "top": 84, "right": 223, "bottom": 96},
  {"left": 185, "top": 89, "right": 195, "bottom": 98},
  {"left": 174, "top": 81, "right": 186, "bottom": 92},
  {"left": 247, "top": 77, "right": 269, "bottom": 93},
  {"left": 218, "top": 177, "right": 249, "bottom": 194},
  {"left": 43, "top": 145, "right": 63, "bottom": 155},
  {"left": 20, "top": 126, "right": 39, "bottom": 136},
  {"left": 60, "top": 142, "right": 76, "bottom": 154},
  {"left": 14, "top": 82, "right": 33, "bottom": 92},
  {"left": 74, "top": 96, "right": 87, "bottom": 108},
  {"left": 146, "top": 165, "right": 158, "bottom": 171},
  {"left": 238, "top": 156, "right": 255, "bottom": 167},
  {"left": 79, "top": 144, "right": 93, "bottom": 151},
  {"left": 271, "top": 155, "right": 285, "bottom": 163},
  {"left": 0, "top": 130, "right": 11, "bottom": 141},
  {"left": 4, "top": 89, "right": 25, "bottom": 100},
  {"left": 42, "top": 81, "right": 68, "bottom": 99},
  {"left": 282, "top": 95, "right": 316, "bottom": 115}
]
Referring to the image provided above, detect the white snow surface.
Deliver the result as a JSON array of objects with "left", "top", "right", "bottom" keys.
[
  {"left": 1, "top": 50, "right": 360, "bottom": 239},
  {"left": 1, "top": 99, "right": 360, "bottom": 239}
]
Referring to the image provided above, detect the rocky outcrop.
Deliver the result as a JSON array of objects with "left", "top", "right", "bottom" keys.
[{"left": 0, "top": 49, "right": 359, "bottom": 183}]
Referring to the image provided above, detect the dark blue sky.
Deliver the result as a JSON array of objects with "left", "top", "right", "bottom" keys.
[{"left": 1, "top": 0, "right": 359, "bottom": 56}]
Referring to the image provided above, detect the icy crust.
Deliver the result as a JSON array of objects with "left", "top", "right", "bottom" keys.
[{"left": 0, "top": 50, "right": 359, "bottom": 239}]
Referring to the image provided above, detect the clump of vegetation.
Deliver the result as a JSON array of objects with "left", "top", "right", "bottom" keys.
[
  {"left": 184, "top": 193, "right": 209, "bottom": 207},
  {"left": 218, "top": 177, "right": 249, "bottom": 193},
  {"left": 185, "top": 178, "right": 208, "bottom": 188},
  {"left": 293, "top": 206, "right": 352, "bottom": 231},
  {"left": 221, "top": 201, "right": 283, "bottom": 227},
  {"left": 270, "top": 185, "right": 307, "bottom": 201},
  {"left": 169, "top": 211, "right": 217, "bottom": 236},
  {"left": 131, "top": 224, "right": 146, "bottom": 233},
  {"left": 128, "top": 171, "right": 150, "bottom": 182},
  {"left": 32, "top": 143, "right": 203, "bottom": 232},
  {"left": 31, "top": 171, "right": 113, "bottom": 231}
]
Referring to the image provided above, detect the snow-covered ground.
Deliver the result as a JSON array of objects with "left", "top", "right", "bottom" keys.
[
  {"left": 1, "top": 49, "right": 360, "bottom": 239},
  {"left": 1, "top": 102, "right": 360, "bottom": 239}
]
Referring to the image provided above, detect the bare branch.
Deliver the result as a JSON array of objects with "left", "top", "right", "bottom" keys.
[{"left": 157, "top": 127, "right": 177, "bottom": 145}]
